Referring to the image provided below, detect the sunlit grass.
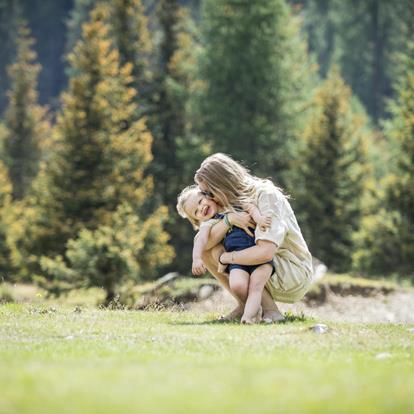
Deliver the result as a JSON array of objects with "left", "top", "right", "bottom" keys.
[{"left": 1, "top": 304, "right": 413, "bottom": 414}]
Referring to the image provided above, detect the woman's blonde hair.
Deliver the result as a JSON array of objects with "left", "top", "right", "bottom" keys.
[
  {"left": 176, "top": 185, "right": 201, "bottom": 230},
  {"left": 194, "top": 153, "right": 277, "bottom": 210}
]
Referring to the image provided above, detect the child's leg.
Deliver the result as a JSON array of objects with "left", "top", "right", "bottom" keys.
[
  {"left": 228, "top": 269, "right": 249, "bottom": 305},
  {"left": 201, "top": 246, "right": 244, "bottom": 320},
  {"left": 220, "top": 244, "right": 284, "bottom": 322},
  {"left": 242, "top": 264, "right": 273, "bottom": 323}
]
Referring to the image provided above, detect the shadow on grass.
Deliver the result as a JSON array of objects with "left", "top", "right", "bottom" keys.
[{"left": 169, "top": 312, "right": 309, "bottom": 326}]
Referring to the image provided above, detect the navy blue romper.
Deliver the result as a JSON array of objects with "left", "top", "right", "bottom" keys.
[{"left": 216, "top": 213, "right": 274, "bottom": 275}]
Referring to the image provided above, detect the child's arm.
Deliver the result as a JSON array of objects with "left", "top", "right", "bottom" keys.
[
  {"left": 192, "top": 225, "right": 211, "bottom": 275},
  {"left": 246, "top": 204, "right": 271, "bottom": 232}
]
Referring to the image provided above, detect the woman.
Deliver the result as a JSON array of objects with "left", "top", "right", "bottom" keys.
[{"left": 194, "top": 153, "right": 313, "bottom": 322}]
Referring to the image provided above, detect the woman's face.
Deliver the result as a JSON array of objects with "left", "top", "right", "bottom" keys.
[{"left": 196, "top": 179, "right": 215, "bottom": 201}]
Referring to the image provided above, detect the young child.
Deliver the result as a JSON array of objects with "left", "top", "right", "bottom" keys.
[{"left": 177, "top": 185, "right": 273, "bottom": 324}]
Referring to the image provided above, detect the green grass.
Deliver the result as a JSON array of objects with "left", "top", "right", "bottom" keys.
[{"left": 1, "top": 304, "right": 413, "bottom": 414}]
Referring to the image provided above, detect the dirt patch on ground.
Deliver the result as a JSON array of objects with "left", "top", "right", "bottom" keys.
[{"left": 189, "top": 288, "right": 414, "bottom": 324}]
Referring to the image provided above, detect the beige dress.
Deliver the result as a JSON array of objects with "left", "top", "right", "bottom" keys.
[{"left": 253, "top": 180, "right": 313, "bottom": 303}]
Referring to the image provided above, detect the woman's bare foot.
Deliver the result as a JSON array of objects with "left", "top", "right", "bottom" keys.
[
  {"left": 219, "top": 305, "right": 243, "bottom": 322},
  {"left": 262, "top": 309, "right": 285, "bottom": 323}
]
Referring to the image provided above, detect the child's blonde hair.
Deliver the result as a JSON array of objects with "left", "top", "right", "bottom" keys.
[
  {"left": 194, "top": 153, "right": 278, "bottom": 210},
  {"left": 176, "top": 185, "right": 201, "bottom": 230}
]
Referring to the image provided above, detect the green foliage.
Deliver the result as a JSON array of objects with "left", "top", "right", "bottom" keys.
[
  {"left": 0, "top": 0, "right": 22, "bottom": 114},
  {"left": 1, "top": 22, "right": 50, "bottom": 200},
  {"left": 296, "top": 0, "right": 414, "bottom": 123},
  {"left": 109, "top": 0, "right": 153, "bottom": 110},
  {"left": 199, "top": 0, "right": 314, "bottom": 187},
  {"left": 40, "top": 203, "right": 173, "bottom": 304},
  {"left": 297, "top": 68, "right": 370, "bottom": 272},
  {"left": 353, "top": 43, "right": 414, "bottom": 277},
  {"left": 13, "top": 5, "right": 173, "bottom": 286},
  {"left": 65, "top": 0, "right": 96, "bottom": 59},
  {"left": 149, "top": 0, "right": 207, "bottom": 272},
  {"left": 0, "top": 161, "right": 13, "bottom": 278}
]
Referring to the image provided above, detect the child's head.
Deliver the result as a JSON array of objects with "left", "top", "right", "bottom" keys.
[{"left": 176, "top": 185, "right": 219, "bottom": 229}]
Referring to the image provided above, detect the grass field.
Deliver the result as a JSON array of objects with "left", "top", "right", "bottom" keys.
[{"left": 1, "top": 304, "right": 413, "bottom": 414}]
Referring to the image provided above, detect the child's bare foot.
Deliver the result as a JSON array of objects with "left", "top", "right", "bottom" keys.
[
  {"left": 241, "top": 306, "right": 262, "bottom": 324},
  {"left": 217, "top": 253, "right": 229, "bottom": 274},
  {"left": 219, "top": 305, "right": 243, "bottom": 322},
  {"left": 241, "top": 318, "right": 255, "bottom": 324},
  {"left": 262, "top": 309, "right": 285, "bottom": 323},
  {"left": 217, "top": 261, "right": 228, "bottom": 274}
]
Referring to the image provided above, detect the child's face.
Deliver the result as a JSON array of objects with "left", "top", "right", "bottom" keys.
[{"left": 185, "top": 192, "right": 218, "bottom": 223}]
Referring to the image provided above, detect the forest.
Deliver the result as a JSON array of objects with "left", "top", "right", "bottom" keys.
[{"left": 0, "top": 0, "right": 413, "bottom": 303}]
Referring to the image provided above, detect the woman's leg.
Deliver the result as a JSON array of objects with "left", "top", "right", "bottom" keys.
[
  {"left": 242, "top": 264, "right": 272, "bottom": 324},
  {"left": 261, "top": 289, "right": 285, "bottom": 322}
]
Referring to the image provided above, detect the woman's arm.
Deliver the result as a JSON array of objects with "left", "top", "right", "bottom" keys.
[{"left": 220, "top": 240, "right": 277, "bottom": 265}]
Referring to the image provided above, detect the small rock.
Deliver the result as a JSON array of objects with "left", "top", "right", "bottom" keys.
[
  {"left": 310, "top": 323, "right": 329, "bottom": 334},
  {"left": 407, "top": 328, "right": 414, "bottom": 333},
  {"left": 198, "top": 285, "right": 215, "bottom": 300},
  {"left": 65, "top": 335, "right": 74, "bottom": 340},
  {"left": 375, "top": 352, "right": 392, "bottom": 360},
  {"left": 73, "top": 306, "right": 82, "bottom": 313}
]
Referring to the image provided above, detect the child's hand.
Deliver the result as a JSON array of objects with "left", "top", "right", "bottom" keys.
[
  {"left": 192, "top": 258, "right": 206, "bottom": 276},
  {"left": 256, "top": 215, "right": 272, "bottom": 232}
]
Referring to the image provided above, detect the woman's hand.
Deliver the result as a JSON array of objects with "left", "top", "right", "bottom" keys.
[{"left": 228, "top": 212, "right": 255, "bottom": 237}]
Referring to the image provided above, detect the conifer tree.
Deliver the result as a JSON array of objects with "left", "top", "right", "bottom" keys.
[
  {"left": 298, "top": 68, "right": 369, "bottom": 272},
  {"left": 149, "top": 0, "right": 206, "bottom": 272},
  {"left": 17, "top": 5, "right": 173, "bottom": 285},
  {"left": 66, "top": 0, "right": 152, "bottom": 112},
  {"left": 296, "top": 0, "right": 414, "bottom": 123},
  {"left": 109, "top": 0, "right": 152, "bottom": 110},
  {"left": 65, "top": 0, "right": 96, "bottom": 59},
  {"left": 353, "top": 43, "right": 414, "bottom": 276},
  {"left": 199, "top": 0, "right": 314, "bottom": 187},
  {"left": 0, "top": 0, "right": 22, "bottom": 114},
  {"left": 0, "top": 161, "right": 12, "bottom": 278},
  {"left": 1, "top": 22, "right": 50, "bottom": 200}
]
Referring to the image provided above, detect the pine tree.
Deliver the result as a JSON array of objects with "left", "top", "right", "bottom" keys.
[
  {"left": 0, "top": 0, "right": 22, "bottom": 114},
  {"left": 1, "top": 22, "right": 50, "bottom": 200},
  {"left": 353, "top": 43, "right": 414, "bottom": 276},
  {"left": 295, "top": 0, "right": 414, "bottom": 123},
  {"left": 199, "top": 0, "right": 314, "bottom": 187},
  {"left": 149, "top": 0, "right": 206, "bottom": 272},
  {"left": 65, "top": 0, "right": 97, "bottom": 59},
  {"left": 66, "top": 0, "right": 153, "bottom": 112},
  {"left": 109, "top": 0, "right": 152, "bottom": 110},
  {"left": 0, "top": 161, "right": 12, "bottom": 279},
  {"left": 16, "top": 5, "right": 173, "bottom": 285},
  {"left": 298, "top": 68, "right": 370, "bottom": 272}
]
